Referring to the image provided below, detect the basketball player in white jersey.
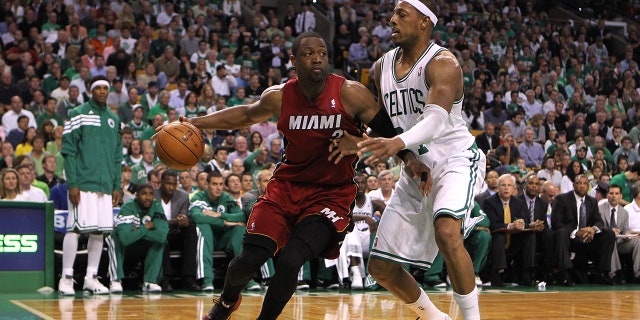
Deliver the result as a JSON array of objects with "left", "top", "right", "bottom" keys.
[
  {"left": 332, "top": 0, "right": 485, "bottom": 319},
  {"left": 332, "top": 172, "right": 385, "bottom": 288}
]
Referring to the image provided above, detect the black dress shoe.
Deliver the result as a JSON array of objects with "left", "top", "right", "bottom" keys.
[
  {"left": 611, "top": 275, "right": 625, "bottom": 285},
  {"left": 559, "top": 271, "right": 574, "bottom": 287},
  {"left": 184, "top": 276, "right": 201, "bottom": 291},
  {"left": 593, "top": 273, "right": 614, "bottom": 285},
  {"left": 161, "top": 278, "right": 174, "bottom": 292},
  {"left": 490, "top": 273, "right": 505, "bottom": 287},
  {"left": 519, "top": 274, "right": 536, "bottom": 287}
]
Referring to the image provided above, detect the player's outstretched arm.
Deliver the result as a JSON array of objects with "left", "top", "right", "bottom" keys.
[{"left": 190, "top": 85, "right": 282, "bottom": 130}]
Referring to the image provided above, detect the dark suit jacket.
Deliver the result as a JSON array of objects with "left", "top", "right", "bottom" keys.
[
  {"left": 475, "top": 133, "right": 500, "bottom": 154},
  {"left": 154, "top": 188, "right": 190, "bottom": 221},
  {"left": 551, "top": 192, "right": 604, "bottom": 231},
  {"left": 483, "top": 193, "right": 530, "bottom": 231},
  {"left": 475, "top": 190, "right": 495, "bottom": 208},
  {"left": 517, "top": 194, "right": 549, "bottom": 229}
]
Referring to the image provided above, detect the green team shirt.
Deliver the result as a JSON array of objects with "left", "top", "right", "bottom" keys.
[
  {"left": 189, "top": 190, "right": 245, "bottom": 231},
  {"left": 61, "top": 98, "right": 122, "bottom": 193},
  {"left": 112, "top": 198, "right": 168, "bottom": 246}
]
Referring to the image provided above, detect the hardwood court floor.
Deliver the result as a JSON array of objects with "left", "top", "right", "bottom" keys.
[{"left": 3, "top": 285, "right": 640, "bottom": 319}]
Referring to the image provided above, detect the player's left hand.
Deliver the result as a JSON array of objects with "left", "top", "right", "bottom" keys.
[
  {"left": 112, "top": 190, "right": 121, "bottom": 207},
  {"left": 404, "top": 157, "right": 432, "bottom": 197},
  {"left": 358, "top": 137, "right": 405, "bottom": 166},
  {"left": 328, "top": 131, "right": 367, "bottom": 164}
]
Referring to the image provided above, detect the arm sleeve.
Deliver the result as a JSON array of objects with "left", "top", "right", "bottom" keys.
[
  {"left": 114, "top": 204, "right": 147, "bottom": 246},
  {"left": 113, "top": 120, "right": 123, "bottom": 192},
  {"left": 398, "top": 104, "right": 448, "bottom": 149},
  {"left": 144, "top": 214, "right": 169, "bottom": 243},
  {"left": 220, "top": 196, "right": 246, "bottom": 222},
  {"left": 61, "top": 111, "right": 80, "bottom": 189}
]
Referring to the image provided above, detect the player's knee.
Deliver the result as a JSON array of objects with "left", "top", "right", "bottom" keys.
[
  {"left": 275, "top": 247, "right": 306, "bottom": 275},
  {"left": 368, "top": 257, "right": 400, "bottom": 280},
  {"left": 434, "top": 216, "right": 463, "bottom": 252}
]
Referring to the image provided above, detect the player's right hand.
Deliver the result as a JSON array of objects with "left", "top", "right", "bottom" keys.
[
  {"left": 68, "top": 187, "right": 81, "bottom": 206},
  {"left": 150, "top": 116, "right": 193, "bottom": 140},
  {"left": 328, "top": 131, "right": 367, "bottom": 164},
  {"left": 403, "top": 155, "right": 432, "bottom": 197}
]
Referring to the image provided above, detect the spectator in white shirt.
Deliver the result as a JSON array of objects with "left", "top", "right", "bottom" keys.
[
  {"left": 211, "top": 65, "right": 237, "bottom": 98},
  {"left": 2, "top": 95, "right": 36, "bottom": 132}
]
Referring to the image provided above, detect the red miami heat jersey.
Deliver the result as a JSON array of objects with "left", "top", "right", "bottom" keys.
[{"left": 275, "top": 74, "right": 362, "bottom": 186}]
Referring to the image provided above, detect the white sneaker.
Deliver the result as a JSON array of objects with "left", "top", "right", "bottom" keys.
[
  {"left": 202, "top": 285, "right": 214, "bottom": 292},
  {"left": 58, "top": 277, "right": 76, "bottom": 295},
  {"left": 475, "top": 275, "right": 483, "bottom": 286},
  {"left": 83, "top": 276, "right": 110, "bottom": 294},
  {"left": 351, "top": 276, "right": 364, "bottom": 289},
  {"left": 110, "top": 280, "right": 123, "bottom": 293},
  {"left": 142, "top": 282, "right": 162, "bottom": 293}
]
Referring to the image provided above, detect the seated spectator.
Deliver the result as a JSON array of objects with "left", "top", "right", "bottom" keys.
[
  {"left": 6, "top": 115, "right": 29, "bottom": 149},
  {"left": 15, "top": 163, "right": 47, "bottom": 202},
  {"left": 27, "top": 135, "right": 49, "bottom": 176},
  {"left": 106, "top": 184, "right": 168, "bottom": 293},
  {"left": 131, "top": 145, "right": 159, "bottom": 185},
  {"left": 599, "top": 184, "right": 640, "bottom": 284},
  {"left": 0, "top": 142, "right": 15, "bottom": 169},
  {"left": 0, "top": 168, "right": 26, "bottom": 200},
  {"left": 609, "top": 162, "right": 640, "bottom": 206},
  {"left": 190, "top": 171, "right": 246, "bottom": 291},
  {"left": 367, "top": 169, "right": 395, "bottom": 205},
  {"left": 551, "top": 174, "right": 616, "bottom": 286},
  {"left": 484, "top": 174, "right": 537, "bottom": 287},
  {"left": 518, "top": 128, "right": 545, "bottom": 169},
  {"left": 2, "top": 95, "right": 36, "bottom": 133},
  {"left": 623, "top": 181, "right": 640, "bottom": 233},
  {"left": 154, "top": 170, "right": 200, "bottom": 292},
  {"left": 15, "top": 127, "right": 36, "bottom": 156},
  {"left": 613, "top": 136, "right": 640, "bottom": 165}
]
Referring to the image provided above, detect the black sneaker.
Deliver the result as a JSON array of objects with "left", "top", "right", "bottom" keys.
[{"left": 203, "top": 295, "right": 242, "bottom": 320}]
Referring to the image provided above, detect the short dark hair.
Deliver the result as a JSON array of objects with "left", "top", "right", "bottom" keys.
[
  {"left": 630, "top": 162, "right": 640, "bottom": 174},
  {"left": 292, "top": 31, "right": 325, "bottom": 57},
  {"left": 225, "top": 173, "right": 241, "bottom": 187},
  {"left": 608, "top": 183, "right": 622, "bottom": 193},
  {"left": 161, "top": 169, "right": 178, "bottom": 181},
  {"left": 137, "top": 183, "right": 154, "bottom": 193},
  {"left": 207, "top": 170, "right": 223, "bottom": 182}
]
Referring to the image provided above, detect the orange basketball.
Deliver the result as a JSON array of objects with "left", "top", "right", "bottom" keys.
[{"left": 155, "top": 122, "right": 204, "bottom": 170}]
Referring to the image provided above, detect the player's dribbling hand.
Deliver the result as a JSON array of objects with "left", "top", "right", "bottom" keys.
[
  {"left": 150, "top": 116, "right": 193, "bottom": 140},
  {"left": 358, "top": 137, "right": 404, "bottom": 166},
  {"left": 328, "top": 131, "right": 367, "bottom": 164}
]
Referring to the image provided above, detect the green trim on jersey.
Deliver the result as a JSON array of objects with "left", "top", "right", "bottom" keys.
[
  {"left": 370, "top": 248, "right": 433, "bottom": 270},
  {"left": 391, "top": 42, "right": 434, "bottom": 83}
]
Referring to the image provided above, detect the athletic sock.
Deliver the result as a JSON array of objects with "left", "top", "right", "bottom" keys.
[
  {"left": 62, "top": 232, "right": 79, "bottom": 277},
  {"left": 453, "top": 286, "right": 480, "bottom": 320},
  {"left": 407, "top": 287, "right": 446, "bottom": 319},
  {"left": 86, "top": 234, "right": 104, "bottom": 277}
]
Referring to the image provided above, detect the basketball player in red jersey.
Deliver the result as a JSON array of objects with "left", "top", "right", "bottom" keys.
[{"left": 166, "top": 32, "right": 423, "bottom": 320}]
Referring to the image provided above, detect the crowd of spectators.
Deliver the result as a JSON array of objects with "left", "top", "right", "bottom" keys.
[{"left": 1, "top": 0, "right": 640, "bottom": 290}]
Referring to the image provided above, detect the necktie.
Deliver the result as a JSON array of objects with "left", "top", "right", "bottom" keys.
[
  {"left": 579, "top": 198, "right": 586, "bottom": 228},
  {"left": 529, "top": 199, "right": 535, "bottom": 224},
  {"left": 610, "top": 208, "right": 617, "bottom": 229},
  {"left": 302, "top": 12, "right": 306, "bottom": 32},
  {"left": 504, "top": 201, "right": 511, "bottom": 249}
]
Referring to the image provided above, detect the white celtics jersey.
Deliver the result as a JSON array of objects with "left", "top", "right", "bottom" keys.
[
  {"left": 379, "top": 42, "right": 474, "bottom": 170},
  {"left": 352, "top": 195, "right": 374, "bottom": 231}
]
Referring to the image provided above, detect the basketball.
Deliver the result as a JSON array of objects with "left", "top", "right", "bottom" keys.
[{"left": 155, "top": 122, "right": 204, "bottom": 170}]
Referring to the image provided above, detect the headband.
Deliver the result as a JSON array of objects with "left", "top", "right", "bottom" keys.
[
  {"left": 90, "top": 80, "right": 110, "bottom": 91},
  {"left": 399, "top": 0, "right": 438, "bottom": 26}
]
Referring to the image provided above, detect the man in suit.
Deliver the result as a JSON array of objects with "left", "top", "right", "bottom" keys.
[
  {"left": 599, "top": 184, "right": 640, "bottom": 283},
  {"left": 475, "top": 170, "right": 499, "bottom": 207},
  {"left": 155, "top": 170, "right": 201, "bottom": 291},
  {"left": 518, "top": 175, "right": 555, "bottom": 281},
  {"left": 552, "top": 174, "right": 616, "bottom": 286},
  {"left": 475, "top": 122, "right": 500, "bottom": 155},
  {"left": 483, "top": 174, "right": 536, "bottom": 286}
]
